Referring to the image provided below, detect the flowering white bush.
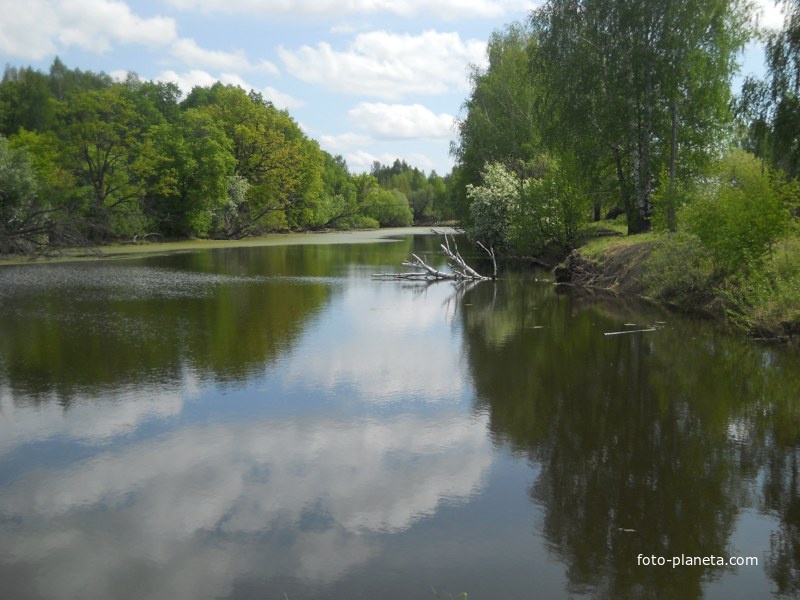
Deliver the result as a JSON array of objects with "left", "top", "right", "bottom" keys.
[
  {"left": 466, "top": 162, "right": 519, "bottom": 251},
  {"left": 466, "top": 158, "right": 588, "bottom": 254}
]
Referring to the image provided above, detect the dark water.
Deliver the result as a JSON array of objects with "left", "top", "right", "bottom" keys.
[{"left": 1, "top": 232, "right": 799, "bottom": 599}]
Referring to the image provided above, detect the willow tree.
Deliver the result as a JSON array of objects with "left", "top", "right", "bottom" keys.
[{"left": 530, "top": 0, "right": 752, "bottom": 233}]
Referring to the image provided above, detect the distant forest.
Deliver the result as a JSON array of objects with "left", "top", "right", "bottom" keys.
[{"left": 0, "top": 58, "right": 456, "bottom": 254}]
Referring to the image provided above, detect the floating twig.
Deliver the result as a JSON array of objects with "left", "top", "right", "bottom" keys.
[{"left": 604, "top": 328, "right": 658, "bottom": 336}]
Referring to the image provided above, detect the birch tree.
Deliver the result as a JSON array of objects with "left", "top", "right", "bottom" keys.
[{"left": 530, "top": 0, "right": 751, "bottom": 233}]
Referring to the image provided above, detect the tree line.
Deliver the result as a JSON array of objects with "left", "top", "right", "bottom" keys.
[
  {"left": 0, "top": 59, "right": 455, "bottom": 254},
  {"left": 450, "top": 0, "right": 800, "bottom": 270}
]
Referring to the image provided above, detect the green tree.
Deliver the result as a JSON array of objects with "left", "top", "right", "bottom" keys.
[
  {"left": 0, "top": 135, "right": 44, "bottom": 252},
  {"left": 466, "top": 162, "right": 518, "bottom": 251},
  {"left": 467, "top": 158, "right": 590, "bottom": 254},
  {"left": 316, "top": 153, "right": 361, "bottom": 229},
  {"left": 58, "top": 86, "right": 151, "bottom": 240},
  {"left": 121, "top": 74, "right": 182, "bottom": 126},
  {"left": 0, "top": 66, "right": 58, "bottom": 135},
  {"left": 530, "top": 0, "right": 751, "bottom": 234},
  {"left": 452, "top": 22, "right": 540, "bottom": 222},
  {"left": 195, "top": 84, "right": 325, "bottom": 236},
  {"left": 145, "top": 109, "right": 235, "bottom": 238},
  {"left": 737, "top": 0, "right": 800, "bottom": 178},
  {"left": 363, "top": 188, "right": 413, "bottom": 227},
  {"left": 47, "top": 57, "right": 112, "bottom": 102}
]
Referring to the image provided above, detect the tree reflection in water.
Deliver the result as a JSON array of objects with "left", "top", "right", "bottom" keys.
[{"left": 461, "top": 275, "right": 800, "bottom": 598}]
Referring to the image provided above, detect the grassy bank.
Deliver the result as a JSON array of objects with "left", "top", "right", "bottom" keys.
[{"left": 561, "top": 221, "right": 800, "bottom": 342}]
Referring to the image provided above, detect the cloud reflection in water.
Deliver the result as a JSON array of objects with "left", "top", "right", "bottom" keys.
[{"left": 0, "top": 411, "right": 491, "bottom": 599}]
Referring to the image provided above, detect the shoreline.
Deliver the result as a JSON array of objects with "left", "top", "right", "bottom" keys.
[
  {"left": 553, "top": 234, "right": 800, "bottom": 345},
  {"left": 0, "top": 227, "right": 448, "bottom": 267}
]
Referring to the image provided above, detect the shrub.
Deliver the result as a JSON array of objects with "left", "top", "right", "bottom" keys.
[
  {"left": 466, "top": 162, "right": 517, "bottom": 251},
  {"left": 681, "top": 149, "right": 789, "bottom": 276},
  {"left": 641, "top": 231, "right": 714, "bottom": 304},
  {"left": 513, "top": 155, "right": 588, "bottom": 254},
  {"left": 466, "top": 158, "right": 589, "bottom": 254}
]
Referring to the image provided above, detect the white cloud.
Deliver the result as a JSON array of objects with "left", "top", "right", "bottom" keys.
[
  {"left": 349, "top": 102, "right": 455, "bottom": 139},
  {"left": 346, "top": 149, "right": 385, "bottom": 172},
  {"left": 319, "top": 132, "right": 373, "bottom": 151},
  {"left": 170, "top": 38, "right": 279, "bottom": 74},
  {"left": 261, "top": 86, "right": 306, "bottom": 110},
  {"left": 156, "top": 68, "right": 219, "bottom": 92},
  {"left": 0, "top": 0, "right": 177, "bottom": 60},
  {"left": 278, "top": 30, "right": 486, "bottom": 100},
  {"left": 165, "top": 0, "right": 536, "bottom": 19},
  {"left": 330, "top": 22, "right": 359, "bottom": 35},
  {"left": 155, "top": 69, "right": 303, "bottom": 109},
  {"left": 110, "top": 69, "right": 130, "bottom": 82}
]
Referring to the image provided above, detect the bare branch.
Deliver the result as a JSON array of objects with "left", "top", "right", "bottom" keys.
[{"left": 373, "top": 232, "right": 493, "bottom": 281}]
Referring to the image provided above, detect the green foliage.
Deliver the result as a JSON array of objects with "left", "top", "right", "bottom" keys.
[
  {"left": 650, "top": 167, "right": 695, "bottom": 233},
  {"left": 0, "top": 135, "right": 43, "bottom": 252},
  {"left": 193, "top": 85, "right": 326, "bottom": 236},
  {"left": 466, "top": 162, "right": 518, "bottom": 251},
  {"left": 452, "top": 22, "right": 539, "bottom": 220},
  {"left": 0, "top": 58, "right": 448, "bottom": 253},
  {"left": 642, "top": 232, "right": 715, "bottom": 303},
  {"left": 317, "top": 153, "right": 359, "bottom": 229},
  {"left": 0, "top": 67, "right": 58, "bottom": 134},
  {"left": 58, "top": 86, "right": 150, "bottom": 240},
  {"left": 525, "top": 0, "right": 749, "bottom": 234},
  {"left": 513, "top": 155, "right": 590, "bottom": 254},
  {"left": 145, "top": 110, "right": 235, "bottom": 237},
  {"left": 737, "top": 0, "right": 800, "bottom": 178},
  {"left": 363, "top": 188, "right": 413, "bottom": 227},
  {"left": 466, "top": 159, "right": 590, "bottom": 254},
  {"left": 681, "top": 150, "right": 790, "bottom": 276},
  {"left": 369, "top": 159, "right": 452, "bottom": 222}
]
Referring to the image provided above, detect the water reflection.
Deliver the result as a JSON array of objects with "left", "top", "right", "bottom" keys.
[
  {"left": 461, "top": 276, "right": 800, "bottom": 598},
  {"left": 0, "top": 411, "right": 490, "bottom": 599},
  {"left": 2, "top": 235, "right": 800, "bottom": 599},
  {"left": 0, "top": 236, "right": 496, "bottom": 599},
  {"left": 282, "top": 279, "right": 468, "bottom": 402},
  {"left": 0, "top": 377, "right": 191, "bottom": 455}
]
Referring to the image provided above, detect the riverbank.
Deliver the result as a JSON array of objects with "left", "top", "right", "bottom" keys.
[
  {"left": 554, "top": 222, "right": 800, "bottom": 343},
  {"left": 0, "top": 227, "right": 445, "bottom": 267}
]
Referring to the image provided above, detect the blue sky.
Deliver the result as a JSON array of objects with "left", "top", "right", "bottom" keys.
[{"left": 0, "top": 0, "right": 786, "bottom": 176}]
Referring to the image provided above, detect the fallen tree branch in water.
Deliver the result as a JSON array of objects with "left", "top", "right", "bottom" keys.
[
  {"left": 373, "top": 232, "right": 494, "bottom": 281},
  {"left": 603, "top": 328, "right": 658, "bottom": 336}
]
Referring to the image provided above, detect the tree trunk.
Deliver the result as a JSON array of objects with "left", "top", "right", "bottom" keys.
[{"left": 667, "top": 97, "right": 678, "bottom": 232}]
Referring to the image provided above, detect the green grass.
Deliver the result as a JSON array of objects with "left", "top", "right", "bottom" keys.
[
  {"left": 577, "top": 218, "right": 658, "bottom": 259},
  {"left": 571, "top": 223, "right": 800, "bottom": 340}
]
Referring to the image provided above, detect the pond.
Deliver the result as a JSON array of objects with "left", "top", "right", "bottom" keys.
[{"left": 1, "top": 230, "right": 799, "bottom": 599}]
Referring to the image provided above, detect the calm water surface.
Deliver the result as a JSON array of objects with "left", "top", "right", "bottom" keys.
[{"left": 1, "top": 231, "right": 799, "bottom": 599}]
